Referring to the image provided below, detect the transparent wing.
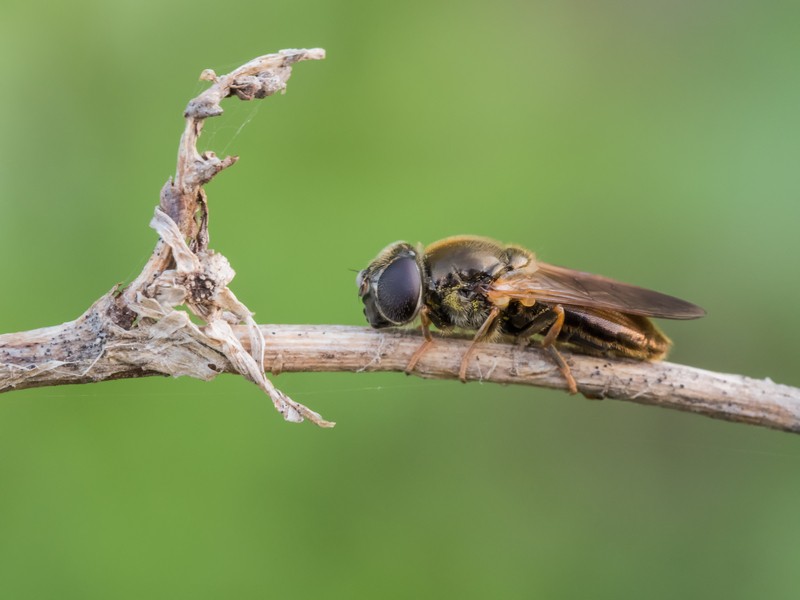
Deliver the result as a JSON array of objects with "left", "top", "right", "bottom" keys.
[{"left": 488, "top": 262, "right": 705, "bottom": 319}]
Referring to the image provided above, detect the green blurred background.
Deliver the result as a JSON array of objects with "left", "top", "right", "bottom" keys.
[{"left": 1, "top": 0, "right": 799, "bottom": 598}]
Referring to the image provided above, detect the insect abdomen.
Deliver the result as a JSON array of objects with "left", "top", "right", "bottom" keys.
[{"left": 558, "top": 307, "right": 670, "bottom": 360}]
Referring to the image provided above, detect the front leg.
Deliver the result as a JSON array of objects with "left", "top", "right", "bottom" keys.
[{"left": 405, "top": 306, "right": 434, "bottom": 374}]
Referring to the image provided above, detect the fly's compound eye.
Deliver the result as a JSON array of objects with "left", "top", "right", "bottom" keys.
[{"left": 374, "top": 255, "right": 422, "bottom": 325}]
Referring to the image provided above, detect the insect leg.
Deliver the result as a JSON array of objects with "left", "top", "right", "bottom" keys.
[
  {"left": 538, "top": 304, "right": 577, "bottom": 394},
  {"left": 459, "top": 306, "right": 502, "bottom": 382},
  {"left": 545, "top": 345, "right": 577, "bottom": 394},
  {"left": 513, "top": 309, "right": 558, "bottom": 346},
  {"left": 541, "top": 304, "right": 565, "bottom": 347},
  {"left": 405, "top": 306, "right": 434, "bottom": 374}
]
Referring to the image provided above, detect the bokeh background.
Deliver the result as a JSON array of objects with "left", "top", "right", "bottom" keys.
[{"left": 1, "top": 0, "right": 799, "bottom": 598}]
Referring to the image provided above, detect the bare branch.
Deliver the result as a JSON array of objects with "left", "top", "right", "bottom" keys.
[
  {"left": 2, "top": 49, "right": 796, "bottom": 434},
  {"left": 258, "top": 326, "right": 800, "bottom": 433},
  {"left": 2, "top": 322, "right": 798, "bottom": 434}
]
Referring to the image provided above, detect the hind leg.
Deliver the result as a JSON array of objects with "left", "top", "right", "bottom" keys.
[{"left": 515, "top": 305, "right": 577, "bottom": 394}]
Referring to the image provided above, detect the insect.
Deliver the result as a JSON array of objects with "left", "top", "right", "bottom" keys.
[{"left": 356, "top": 236, "right": 705, "bottom": 393}]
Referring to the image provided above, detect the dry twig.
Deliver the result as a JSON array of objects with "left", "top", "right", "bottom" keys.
[
  {"left": 1, "top": 49, "right": 333, "bottom": 428},
  {"left": 1, "top": 50, "right": 798, "bottom": 433}
]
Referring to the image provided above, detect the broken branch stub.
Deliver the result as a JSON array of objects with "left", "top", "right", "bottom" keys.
[
  {"left": 142, "top": 209, "right": 333, "bottom": 427},
  {"left": 0, "top": 49, "right": 333, "bottom": 427},
  {"left": 143, "top": 48, "right": 333, "bottom": 427},
  {"left": 167, "top": 48, "right": 327, "bottom": 241}
]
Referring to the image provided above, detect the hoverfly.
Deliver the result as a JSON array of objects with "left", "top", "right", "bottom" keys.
[{"left": 356, "top": 236, "right": 705, "bottom": 393}]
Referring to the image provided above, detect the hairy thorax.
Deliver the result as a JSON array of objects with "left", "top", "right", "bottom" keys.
[{"left": 423, "top": 236, "right": 534, "bottom": 332}]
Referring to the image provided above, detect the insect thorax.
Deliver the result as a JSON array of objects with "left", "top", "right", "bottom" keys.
[{"left": 426, "top": 270, "right": 496, "bottom": 330}]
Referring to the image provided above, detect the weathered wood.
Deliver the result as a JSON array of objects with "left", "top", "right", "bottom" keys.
[{"left": 3, "top": 321, "right": 799, "bottom": 433}]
